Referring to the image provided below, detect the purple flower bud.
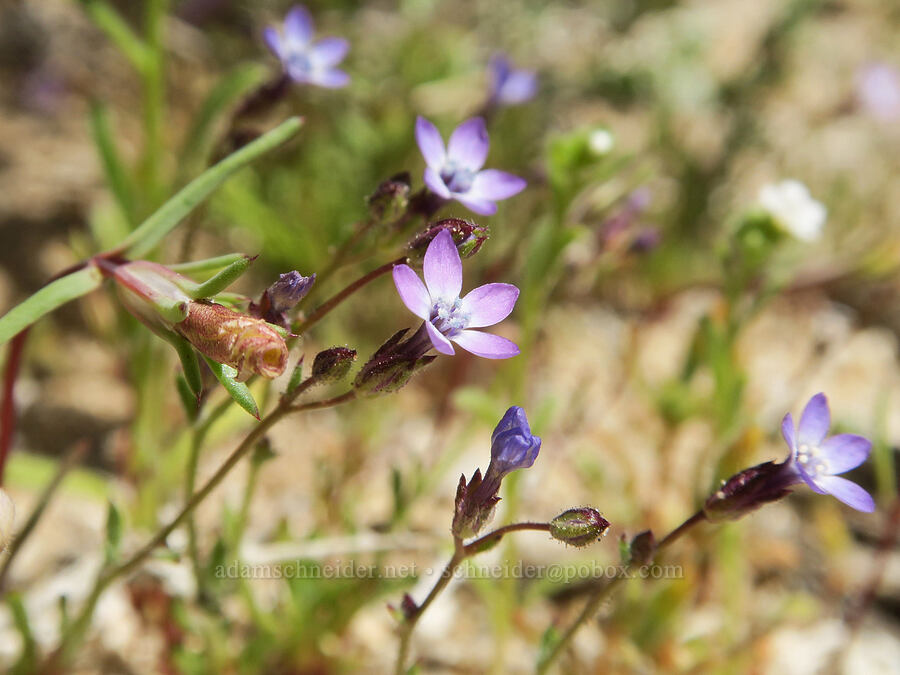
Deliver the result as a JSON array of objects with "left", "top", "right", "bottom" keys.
[
  {"left": 703, "top": 461, "right": 796, "bottom": 522},
  {"left": 251, "top": 271, "right": 315, "bottom": 329},
  {"left": 451, "top": 407, "right": 541, "bottom": 539},
  {"left": 487, "top": 406, "right": 541, "bottom": 479},
  {"left": 269, "top": 271, "right": 315, "bottom": 312},
  {"left": 549, "top": 508, "right": 610, "bottom": 547},
  {"left": 352, "top": 326, "right": 437, "bottom": 396},
  {"left": 407, "top": 218, "right": 490, "bottom": 262},
  {"left": 312, "top": 346, "right": 357, "bottom": 382}
]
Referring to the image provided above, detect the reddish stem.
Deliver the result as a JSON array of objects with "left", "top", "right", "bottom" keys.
[{"left": 0, "top": 329, "right": 29, "bottom": 484}]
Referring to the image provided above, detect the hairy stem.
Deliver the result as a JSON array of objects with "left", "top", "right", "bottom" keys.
[
  {"left": 42, "top": 389, "right": 356, "bottom": 670},
  {"left": 395, "top": 522, "right": 552, "bottom": 675},
  {"left": 536, "top": 510, "right": 707, "bottom": 674}
]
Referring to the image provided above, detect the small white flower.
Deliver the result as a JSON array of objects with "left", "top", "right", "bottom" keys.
[
  {"left": 758, "top": 180, "right": 826, "bottom": 242},
  {"left": 588, "top": 128, "right": 615, "bottom": 156}
]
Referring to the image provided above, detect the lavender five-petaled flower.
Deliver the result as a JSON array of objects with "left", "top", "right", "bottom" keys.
[
  {"left": 487, "top": 54, "right": 538, "bottom": 106},
  {"left": 393, "top": 229, "right": 520, "bottom": 359},
  {"left": 781, "top": 393, "right": 875, "bottom": 512},
  {"left": 263, "top": 5, "right": 349, "bottom": 88},
  {"left": 415, "top": 116, "right": 526, "bottom": 215},
  {"left": 487, "top": 406, "right": 541, "bottom": 479}
]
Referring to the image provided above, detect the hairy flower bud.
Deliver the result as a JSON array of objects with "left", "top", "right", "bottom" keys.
[
  {"left": 0, "top": 488, "right": 15, "bottom": 553},
  {"left": 407, "top": 218, "right": 489, "bottom": 262},
  {"left": 703, "top": 461, "right": 797, "bottom": 522},
  {"left": 312, "top": 347, "right": 357, "bottom": 382},
  {"left": 549, "top": 507, "right": 610, "bottom": 547},
  {"left": 175, "top": 302, "right": 289, "bottom": 380},
  {"left": 367, "top": 172, "right": 411, "bottom": 222},
  {"left": 627, "top": 530, "right": 657, "bottom": 567}
]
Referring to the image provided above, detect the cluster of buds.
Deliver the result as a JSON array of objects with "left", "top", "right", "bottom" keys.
[{"left": 452, "top": 407, "right": 541, "bottom": 539}]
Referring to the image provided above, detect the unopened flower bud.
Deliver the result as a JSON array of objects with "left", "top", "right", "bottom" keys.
[
  {"left": 549, "top": 507, "right": 610, "bottom": 547},
  {"left": 353, "top": 326, "right": 436, "bottom": 396},
  {"left": 408, "top": 218, "right": 490, "bottom": 262},
  {"left": 367, "top": 172, "right": 411, "bottom": 222},
  {"left": 628, "top": 530, "right": 657, "bottom": 566},
  {"left": 703, "top": 461, "right": 796, "bottom": 522},
  {"left": 312, "top": 347, "right": 357, "bottom": 382},
  {"left": 268, "top": 271, "right": 315, "bottom": 313},
  {"left": 175, "top": 301, "right": 289, "bottom": 381},
  {"left": 0, "top": 488, "right": 15, "bottom": 554}
]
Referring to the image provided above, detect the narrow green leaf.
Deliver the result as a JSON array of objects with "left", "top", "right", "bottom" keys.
[
  {"left": 81, "top": 0, "right": 151, "bottom": 71},
  {"left": 105, "top": 501, "right": 123, "bottom": 563},
  {"left": 286, "top": 355, "right": 305, "bottom": 395},
  {"left": 175, "top": 375, "right": 200, "bottom": 422},
  {"left": 190, "top": 256, "right": 254, "bottom": 299},
  {"left": 0, "top": 266, "right": 104, "bottom": 346},
  {"left": 169, "top": 253, "right": 247, "bottom": 275},
  {"left": 89, "top": 101, "right": 135, "bottom": 224},
  {"left": 168, "top": 335, "right": 203, "bottom": 398},
  {"left": 6, "top": 592, "right": 37, "bottom": 670},
  {"left": 202, "top": 356, "right": 260, "bottom": 419},
  {"left": 116, "top": 117, "right": 303, "bottom": 258},
  {"left": 179, "top": 63, "right": 270, "bottom": 174}
]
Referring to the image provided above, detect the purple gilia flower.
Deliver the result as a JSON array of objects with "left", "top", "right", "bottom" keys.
[
  {"left": 781, "top": 393, "right": 875, "bottom": 512},
  {"left": 487, "top": 54, "right": 538, "bottom": 106},
  {"left": 393, "top": 229, "right": 520, "bottom": 359},
  {"left": 488, "top": 406, "right": 542, "bottom": 478},
  {"left": 263, "top": 5, "right": 349, "bottom": 88},
  {"left": 415, "top": 116, "right": 526, "bottom": 215}
]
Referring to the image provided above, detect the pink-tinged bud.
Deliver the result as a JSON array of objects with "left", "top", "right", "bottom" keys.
[
  {"left": 408, "top": 218, "right": 490, "bottom": 262},
  {"left": 549, "top": 507, "right": 610, "bottom": 547},
  {"left": 175, "top": 302, "right": 289, "bottom": 380},
  {"left": 312, "top": 347, "right": 357, "bottom": 382}
]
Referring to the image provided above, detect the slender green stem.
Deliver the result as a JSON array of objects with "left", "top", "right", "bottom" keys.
[
  {"left": 395, "top": 522, "right": 552, "bottom": 675},
  {"left": 536, "top": 510, "right": 707, "bottom": 674},
  {"left": 42, "top": 389, "right": 356, "bottom": 670},
  {"left": 0, "top": 443, "right": 89, "bottom": 592},
  {"left": 295, "top": 257, "right": 407, "bottom": 336}
]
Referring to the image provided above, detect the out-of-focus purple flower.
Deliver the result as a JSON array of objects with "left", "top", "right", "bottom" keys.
[
  {"left": 263, "top": 5, "right": 349, "bottom": 88},
  {"left": 781, "top": 393, "right": 875, "bottom": 512},
  {"left": 487, "top": 54, "right": 538, "bottom": 106},
  {"left": 393, "top": 229, "right": 519, "bottom": 359},
  {"left": 856, "top": 62, "right": 900, "bottom": 122},
  {"left": 415, "top": 116, "right": 526, "bottom": 215},
  {"left": 488, "top": 406, "right": 541, "bottom": 478}
]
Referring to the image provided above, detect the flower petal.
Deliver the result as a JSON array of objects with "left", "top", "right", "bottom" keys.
[
  {"left": 813, "top": 475, "right": 876, "bottom": 512},
  {"left": 781, "top": 413, "right": 796, "bottom": 451},
  {"left": 497, "top": 71, "right": 537, "bottom": 104},
  {"left": 459, "top": 283, "right": 519, "bottom": 328},
  {"left": 468, "top": 170, "right": 526, "bottom": 201},
  {"left": 451, "top": 330, "right": 519, "bottom": 359},
  {"left": 798, "top": 393, "right": 830, "bottom": 447},
  {"left": 263, "top": 27, "right": 284, "bottom": 59},
  {"left": 393, "top": 265, "right": 431, "bottom": 320},
  {"left": 284, "top": 5, "right": 315, "bottom": 47},
  {"left": 425, "top": 320, "right": 455, "bottom": 355},
  {"left": 310, "top": 37, "right": 349, "bottom": 68},
  {"left": 796, "top": 463, "right": 828, "bottom": 494},
  {"left": 447, "top": 117, "right": 489, "bottom": 171},
  {"left": 308, "top": 68, "right": 350, "bottom": 88},
  {"left": 454, "top": 195, "right": 497, "bottom": 215},
  {"left": 423, "top": 229, "right": 462, "bottom": 301},
  {"left": 819, "top": 434, "right": 872, "bottom": 474},
  {"left": 416, "top": 117, "right": 446, "bottom": 170},
  {"left": 424, "top": 167, "right": 451, "bottom": 199}
]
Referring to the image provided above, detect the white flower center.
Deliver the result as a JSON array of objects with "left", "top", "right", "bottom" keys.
[
  {"left": 796, "top": 443, "right": 829, "bottom": 477},
  {"left": 286, "top": 50, "right": 313, "bottom": 74},
  {"left": 431, "top": 297, "right": 469, "bottom": 336},
  {"left": 440, "top": 161, "right": 475, "bottom": 194}
]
